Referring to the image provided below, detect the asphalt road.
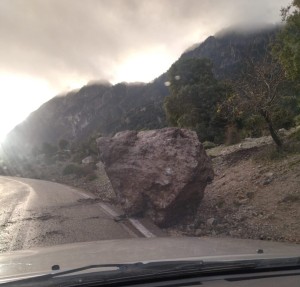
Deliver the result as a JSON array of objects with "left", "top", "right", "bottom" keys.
[{"left": 0, "top": 176, "right": 158, "bottom": 253}]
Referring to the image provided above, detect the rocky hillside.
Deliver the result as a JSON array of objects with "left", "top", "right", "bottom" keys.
[
  {"left": 4, "top": 25, "right": 279, "bottom": 154},
  {"left": 5, "top": 77, "right": 168, "bottom": 154},
  {"left": 181, "top": 24, "right": 279, "bottom": 80},
  {"left": 167, "top": 127, "right": 300, "bottom": 243}
]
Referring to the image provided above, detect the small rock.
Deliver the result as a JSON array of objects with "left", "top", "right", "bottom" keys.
[
  {"left": 207, "top": 218, "right": 216, "bottom": 226},
  {"left": 233, "top": 200, "right": 242, "bottom": 207},
  {"left": 165, "top": 167, "right": 172, "bottom": 176},
  {"left": 263, "top": 178, "right": 273, "bottom": 185},
  {"left": 265, "top": 172, "right": 274, "bottom": 178},
  {"left": 238, "top": 198, "right": 248, "bottom": 205},
  {"left": 246, "top": 191, "right": 255, "bottom": 199},
  {"left": 278, "top": 128, "right": 287, "bottom": 135},
  {"left": 82, "top": 156, "right": 94, "bottom": 165},
  {"left": 229, "top": 230, "right": 239, "bottom": 236},
  {"left": 262, "top": 172, "right": 275, "bottom": 185}
]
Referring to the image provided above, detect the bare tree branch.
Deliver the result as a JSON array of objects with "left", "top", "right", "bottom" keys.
[{"left": 230, "top": 45, "right": 287, "bottom": 149}]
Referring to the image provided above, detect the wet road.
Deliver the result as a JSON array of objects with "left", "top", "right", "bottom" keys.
[{"left": 0, "top": 176, "right": 156, "bottom": 253}]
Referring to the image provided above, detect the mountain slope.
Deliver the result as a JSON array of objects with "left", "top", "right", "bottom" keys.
[
  {"left": 5, "top": 76, "right": 168, "bottom": 153},
  {"left": 4, "top": 25, "right": 279, "bottom": 154},
  {"left": 181, "top": 24, "right": 279, "bottom": 80}
]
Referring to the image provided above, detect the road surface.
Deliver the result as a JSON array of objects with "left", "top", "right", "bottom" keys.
[{"left": 0, "top": 176, "right": 160, "bottom": 253}]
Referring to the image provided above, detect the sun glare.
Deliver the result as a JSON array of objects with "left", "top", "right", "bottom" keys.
[
  {"left": 0, "top": 74, "right": 55, "bottom": 143},
  {"left": 112, "top": 48, "right": 173, "bottom": 84}
]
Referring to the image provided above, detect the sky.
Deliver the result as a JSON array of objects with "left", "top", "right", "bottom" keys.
[{"left": 0, "top": 0, "right": 290, "bottom": 141}]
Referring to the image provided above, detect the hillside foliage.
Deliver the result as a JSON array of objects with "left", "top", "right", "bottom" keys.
[
  {"left": 165, "top": 28, "right": 300, "bottom": 147},
  {"left": 273, "top": 0, "right": 300, "bottom": 81},
  {"left": 164, "top": 58, "right": 228, "bottom": 143}
]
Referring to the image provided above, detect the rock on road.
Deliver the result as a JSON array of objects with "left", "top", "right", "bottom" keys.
[{"left": 0, "top": 176, "right": 160, "bottom": 253}]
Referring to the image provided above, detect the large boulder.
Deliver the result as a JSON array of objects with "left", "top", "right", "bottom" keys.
[{"left": 97, "top": 128, "right": 214, "bottom": 227}]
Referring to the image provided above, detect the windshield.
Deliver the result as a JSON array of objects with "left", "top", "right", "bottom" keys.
[{"left": 0, "top": 0, "right": 299, "bottom": 285}]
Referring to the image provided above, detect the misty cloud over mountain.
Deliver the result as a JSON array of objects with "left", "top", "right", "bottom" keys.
[{"left": 0, "top": 0, "right": 289, "bottom": 86}]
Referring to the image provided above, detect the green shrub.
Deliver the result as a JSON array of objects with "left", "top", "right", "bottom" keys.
[
  {"left": 63, "top": 164, "right": 80, "bottom": 175},
  {"left": 243, "top": 115, "right": 265, "bottom": 138},
  {"left": 254, "top": 140, "right": 300, "bottom": 163},
  {"left": 62, "top": 164, "right": 87, "bottom": 177},
  {"left": 71, "top": 153, "right": 85, "bottom": 164},
  {"left": 289, "top": 128, "right": 300, "bottom": 141},
  {"left": 86, "top": 172, "right": 98, "bottom": 181},
  {"left": 202, "top": 141, "right": 217, "bottom": 149},
  {"left": 285, "top": 141, "right": 300, "bottom": 154},
  {"left": 294, "top": 115, "right": 300, "bottom": 126},
  {"left": 63, "top": 163, "right": 97, "bottom": 178},
  {"left": 44, "top": 156, "right": 56, "bottom": 165},
  {"left": 42, "top": 142, "right": 57, "bottom": 156},
  {"left": 253, "top": 146, "right": 286, "bottom": 162},
  {"left": 58, "top": 139, "right": 69, "bottom": 150}
]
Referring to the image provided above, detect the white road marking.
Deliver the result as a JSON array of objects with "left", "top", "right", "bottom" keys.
[
  {"left": 2, "top": 177, "right": 156, "bottom": 242},
  {"left": 97, "top": 202, "right": 119, "bottom": 218},
  {"left": 96, "top": 203, "right": 139, "bottom": 238},
  {"left": 97, "top": 203, "right": 156, "bottom": 238},
  {"left": 70, "top": 189, "right": 156, "bottom": 238},
  {"left": 128, "top": 218, "right": 156, "bottom": 238}
]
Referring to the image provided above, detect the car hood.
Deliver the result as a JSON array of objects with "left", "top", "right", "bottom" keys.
[{"left": 0, "top": 237, "right": 299, "bottom": 281}]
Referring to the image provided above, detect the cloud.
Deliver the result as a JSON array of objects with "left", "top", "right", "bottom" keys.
[{"left": 0, "top": 0, "right": 290, "bottom": 87}]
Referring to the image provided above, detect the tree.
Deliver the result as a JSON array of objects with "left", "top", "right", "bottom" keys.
[
  {"left": 229, "top": 48, "right": 297, "bottom": 149},
  {"left": 31, "top": 145, "right": 42, "bottom": 157},
  {"left": 164, "top": 58, "right": 228, "bottom": 143},
  {"left": 58, "top": 139, "right": 69, "bottom": 150},
  {"left": 216, "top": 93, "right": 245, "bottom": 143},
  {"left": 42, "top": 142, "right": 57, "bottom": 156},
  {"left": 273, "top": 0, "right": 300, "bottom": 81}
]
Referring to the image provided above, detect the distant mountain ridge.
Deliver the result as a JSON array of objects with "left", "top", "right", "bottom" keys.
[
  {"left": 5, "top": 25, "right": 279, "bottom": 154},
  {"left": 5, "top": 77, "right": 168, "bottom": 153},
  {"left": 181, "top": 24, "right": 279, "bottom": 80}
]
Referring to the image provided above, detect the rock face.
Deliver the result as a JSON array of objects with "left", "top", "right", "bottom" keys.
[
  {"left": 82, "top": 156, "right": 94, "bottom": 165},
  {"left": 97, "top": 128, "right": 214, "bottom": 227},
  {"left": 4, "top": 80, "right": 168, "bottom": 155}
]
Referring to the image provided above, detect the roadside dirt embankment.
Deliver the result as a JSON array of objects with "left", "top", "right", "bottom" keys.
[{"left": 167, "top": 132, "right": 300, "bottom": 243}]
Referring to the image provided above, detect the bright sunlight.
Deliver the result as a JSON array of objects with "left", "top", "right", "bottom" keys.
[
  {"left": 0, "top": 74, "right": 55, "bottom": 142},
  {"left": 112, "top": 48, "right": 173, "bottom": 83}
]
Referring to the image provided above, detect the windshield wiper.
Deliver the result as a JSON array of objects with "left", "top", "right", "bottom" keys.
[
  {"left": 3, "top": 257, "right": 300, "bottom": 287},
  {"left": 0, "top": 261, "right": 205, "bottom": 287}
]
